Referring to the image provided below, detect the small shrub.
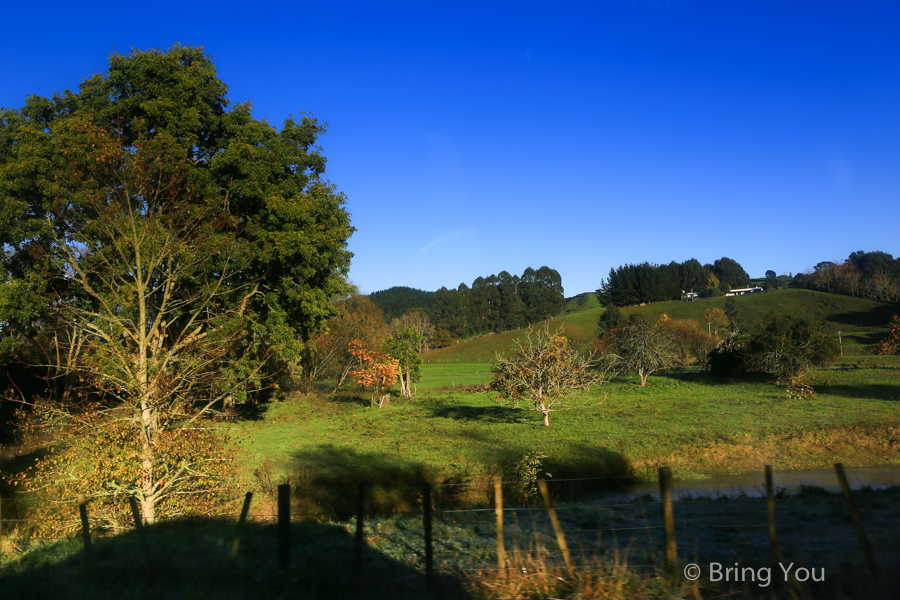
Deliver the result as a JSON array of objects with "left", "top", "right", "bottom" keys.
[
  {"left": 511, "top": 451, "right": 551, "bottom": 500},
  {"left": 785, "top": 377, "right": 816, "bottom": 400},
  {"left": 877, "top": 315, "right": 900, "bottom": 355}
]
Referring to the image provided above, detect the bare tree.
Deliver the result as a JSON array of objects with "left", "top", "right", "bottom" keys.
[
  {"left": 604, "top": 315, "right": 679, "bottom": 387},
  {"left": 391, "top": 309, "right": 435, "bottom": 353},
  {"left": 491, "top": 325, "right": 606, "bottom": 426}
]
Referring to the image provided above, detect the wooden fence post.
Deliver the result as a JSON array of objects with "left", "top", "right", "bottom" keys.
[
  {"left": 230, "top": 492, "right": 253, "bottom": 561},
  {"left": 423, "top": 482, "right": 434, "bottom": 589},
  {"left": 352, "top": 484, "right": 367, "bottom": 588},
  {"left": 277, "top": 484, "right": 290, "bottom": 570},
  {"left": 128, "top": 496, "right": 149, "bottom": 559},
  {"left": 764, "top": 465, "right": 780, "bottom": 570},
  {"left": 658, "top": 467, "right": 677, "bottom": 573},
  {"left": 494, "top": 477, "right": 507, "bottom": 576},
  {"left": 537, "top": 479, "right": 574, "bottom": 574},
  {"left": 78, "top": 494, "right": 92, "bottom": 559},
  {"left": 834, "top": 463, "right": 879, "bottom": 578}
]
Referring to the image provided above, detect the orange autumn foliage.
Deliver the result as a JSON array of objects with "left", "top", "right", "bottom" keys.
[{"left": 348, "top": 340, "right": 400, "bottom": 388}]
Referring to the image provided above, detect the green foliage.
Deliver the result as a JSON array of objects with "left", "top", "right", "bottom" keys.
[
  {"left": 708, "top": 256, "right": 751, "bottom": 290},
  {"left": 724, "top": 297, "right": 742, "bottom": 332},
  {"left": 368, "top": 286, "right": 435, "bottom": 322},
  {"left": 0, "top": 45, "right": 353, "bottom": 521},
  {"left": 596, "top": 262, "right": 679, "bottom": 306},
  {"left": 596, "top": 257, "right": 750, "bottom": 307},
  {"left": 511, "top": 450, "right": 550, "bottom": 499},
  {"left": 706, "top": 335, "right": 750, "bottom": 376},
  {"left": 430, "top": 266, "right": 565, "bottom": 338},
  {"left": 384, "top": 326, "right": 423, "bottom": 382},
  {"left": 0, "top": 44, "right": 353, "bottom": 350},
  {"left": 710, "top": 314, "right": 839, "bottom": 380},
  {"left": 596, "top": 305, "right": 623, "bottom": 337},
  {"left": 744, "top": 314, "right": 839, "bottom": 380}
]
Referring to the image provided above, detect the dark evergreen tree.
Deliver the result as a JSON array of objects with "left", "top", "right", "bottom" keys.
[
  {"left": 679, "top": 259, "right": 709, "bottom": 293},
  {"left": 596, "top": 262, "right": 679, "bottom": 307},
  {"left": 597, "top": 305, "right": 623, "bottom": 337},
  {"left": 709, "top": 257, "right": 751, "bottom": 290},
  {"left": 368, "top": 286, "right": 435, "bottom": 322}
]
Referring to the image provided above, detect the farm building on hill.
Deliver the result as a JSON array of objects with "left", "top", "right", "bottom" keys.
[{"left": 726, "top": 286, "right": 763, "bottom": 296}]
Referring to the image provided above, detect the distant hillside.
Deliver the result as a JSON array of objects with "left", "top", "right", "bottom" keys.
[
  {"left": 368, "top": 286, "right": 435, "bottom": 322},
  {"left": 424, "top": 289, "right": 897, "bottom": 362},
  {"left": 371, "top": 266, "right": 566, "bottom": 337}
]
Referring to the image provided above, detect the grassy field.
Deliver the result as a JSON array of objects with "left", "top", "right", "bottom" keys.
[
  {"left": 2, "top": 289, "right": 899, "bottom": 599},
  {"left": 229, "top": 364, "right": 900, "bottom": 505},
  {"left": 227, "top": 289, "right": 899, "bottom": 493}
]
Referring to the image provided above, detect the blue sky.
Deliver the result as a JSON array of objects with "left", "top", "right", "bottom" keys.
[{"left": 2, "top": 1, "right": 898, "bottom": 295}]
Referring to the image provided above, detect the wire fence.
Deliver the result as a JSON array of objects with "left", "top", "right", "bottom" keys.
[{"left": 1, "top": 463, "right": 898, "bottom": 584}]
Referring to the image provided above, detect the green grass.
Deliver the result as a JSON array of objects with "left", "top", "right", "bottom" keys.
[
  {"left": 416, "top": 361, "right": 494, "bottom": 389},
  {"left": 231, "top": 363, "right": 900, "bottom": 500}
]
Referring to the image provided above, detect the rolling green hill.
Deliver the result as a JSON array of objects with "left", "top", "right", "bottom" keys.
[{"left": 424, "top": 288, "right": 896, "bottom": 362}]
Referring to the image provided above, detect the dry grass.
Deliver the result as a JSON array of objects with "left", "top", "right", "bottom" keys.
[{"left": 632, "top": 422, "right": 900, "bottom": 474}]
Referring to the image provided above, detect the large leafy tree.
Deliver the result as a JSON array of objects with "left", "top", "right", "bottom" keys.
[
  {"left": 707, "top": 257, "right": 751, "bottom": 290},
  {"left": 0, "top": 46, "right": 353, "bottom": 522},
  {"left": 596, "top": 262, "right": 680, "bottom": 307},
  {"left": 383, "top": 325, "right": 422, "bottom": 398}
]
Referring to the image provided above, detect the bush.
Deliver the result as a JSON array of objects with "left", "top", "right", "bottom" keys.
[
  {"left": 707, "top": 335, "right": 750, "bottom": 376},
  {"left": 745, "top": 314, "right": 838, "bottom": 380},
  {"left": 878, "top": 315, "right": 900, "bottom": 355},
  {"left": 708, "top": 314, "right": 838, "bottom": 380}
]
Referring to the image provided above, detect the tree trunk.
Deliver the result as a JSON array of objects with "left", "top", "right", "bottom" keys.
[
  {"left": 139, "top": 401, "right": 158, "bottom": 524},
  {"left": 639, "top": 371, "right": 648, "bottom": 387},
  {"left": 405, "top": 371, "right": 412, "bottom": 397},
  {"left": 542, "top": 410, "right": 550, "bottom": 427}
]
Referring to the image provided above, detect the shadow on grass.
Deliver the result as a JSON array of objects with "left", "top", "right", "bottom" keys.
[
  {"left": 285, "top": 445, "right": 466, "bottom": 519},
  {"left": 281, "top": 442, "right": 635, "bottom": 520},
  {"left": 0, "top": 518, "right": 473, "bottom": 600},
  {"left": 815, "top": 383, "right": 900, "bottom": 401},
  {"left": 827, "top": 306, "right": 896, "bottom": 328},
  {"left": 425, "top": 404, "right": 527, "bottom": 424},
  {"left": 841, "top": 330, "right": 890, "bottom": 347},
  {"left": 655, "top": 369, "right": 770, "bottom": 386}
]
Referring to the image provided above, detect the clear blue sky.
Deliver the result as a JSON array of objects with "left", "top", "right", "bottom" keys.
[{"left": 3, "top": 1, "right": 898, "bottom": 296}]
